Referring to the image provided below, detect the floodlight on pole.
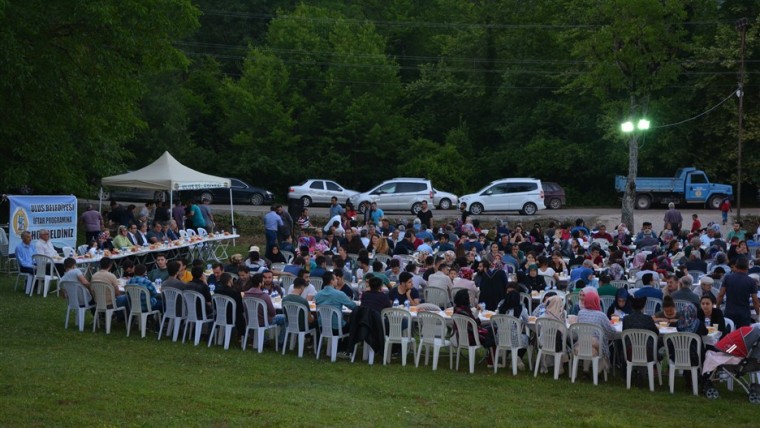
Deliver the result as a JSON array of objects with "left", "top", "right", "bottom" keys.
[
  {"left": 621, "top": 121, "right": 634, "bottom": 133},
  {"left": 637, "top": 119, "right": 650, "bottom": 130}
]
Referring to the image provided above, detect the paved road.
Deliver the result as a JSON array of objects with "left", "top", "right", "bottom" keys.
[{"left": 81, "top": 198, "right": 753, "bottom": 233}]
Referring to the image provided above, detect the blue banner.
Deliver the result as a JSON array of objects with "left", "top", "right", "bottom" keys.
[{"left": 8, "top": 195, "right": 78, "bottom": 253}]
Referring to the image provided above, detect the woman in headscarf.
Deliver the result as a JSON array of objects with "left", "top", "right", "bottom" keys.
[
  {"left": 676, "top": 303, "right": 707, "bottom": 335},
  {"left": 496, "top": 284, "right": 530, "bottom": 368},
  {"left": 632, "top": 252, "right": 647, "bottom": 269},
  {"left": 608, "top": 263, "right": 625, "bottom": 281},
  {"left": 577, "top": 288, "right": 617, "bottom": 366},
  {"left": 670, "top": 302, "right": 707, "bottom": 368},
  {"left": 541, "top": 295, "right": 566, "bottom": 324},
  {"left": 453, "top": 266, "right": 479, "bottom": 307},
  {"left": 538, "top": 294, "right": 568, "bottom": 373},
  {"left": 606, "top": 287, "right": 632, "bottom": 319},
  {"left": 531, "top": 291, "right": 557, "bottom": 318},
  {"left": 522, "top": 264, "right": 546, "bottom": 293},
  {"left": 452, "top": 289, "right": 495, "bottom": 363}
]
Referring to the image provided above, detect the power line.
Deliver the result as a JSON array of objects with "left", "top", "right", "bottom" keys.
[
  {"left": 200, "top": 9, "right": 733, "bottom": 30},
  {"left": 653, "top": 89, "right": 738, "bottom": 129}
]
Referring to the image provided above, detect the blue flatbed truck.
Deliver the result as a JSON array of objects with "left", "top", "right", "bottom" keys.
[{"left": 614, "top": 167, "right": 733, "bottom": 210}]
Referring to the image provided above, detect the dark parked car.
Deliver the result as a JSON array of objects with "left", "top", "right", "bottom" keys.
[
  {"left": 181, "top": 178, "right": 274, "bottom": 206},
  {"left": 99, "top": 187, "right": 166, "bottom": 202},
  {"left": 542, "top": 182, "right": 566, "bottom": 210}
]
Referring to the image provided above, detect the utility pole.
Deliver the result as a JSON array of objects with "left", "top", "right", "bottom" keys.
[{"left": 736, "top": 17, "right": 748, "bottom": 221}]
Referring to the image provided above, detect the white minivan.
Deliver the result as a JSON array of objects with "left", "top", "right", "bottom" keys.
[{"left": 459, "top": 178, "right": 545, "bottom": 215}]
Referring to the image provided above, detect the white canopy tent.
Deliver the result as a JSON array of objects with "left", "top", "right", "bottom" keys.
[{"left": 100, "top": 151, "right": 234, "bottom": 231}]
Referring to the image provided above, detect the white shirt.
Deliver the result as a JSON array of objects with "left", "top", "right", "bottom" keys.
[
  {"left": 538, "top": 267, "right": 556, "bottom": 278},
  {"left": 34, "top": 239, "right": 58, "bottom": 258},
  {"left": 287, "top": 283, "right": 317, "bottom": 299}
]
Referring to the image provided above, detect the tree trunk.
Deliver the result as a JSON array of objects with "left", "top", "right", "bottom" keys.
[{"left": 621, "top": 134, "right": 639, "bottom": 231}]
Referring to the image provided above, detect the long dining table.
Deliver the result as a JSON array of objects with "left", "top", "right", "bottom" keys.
[{"left": 64, "top": 233, "right": 240, "bottom": 276}]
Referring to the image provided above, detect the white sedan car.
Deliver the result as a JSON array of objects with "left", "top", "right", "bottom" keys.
[
  {"left": 288, "top": 179, "right": 358, "bottom": 207},
  {"left": 433, "top": 188, "right": 458, "bottom": 210}
]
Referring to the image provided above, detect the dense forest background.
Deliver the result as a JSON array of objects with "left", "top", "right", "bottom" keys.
[{"left": 2, "top": 0, "right": 759, "bottom": 205}]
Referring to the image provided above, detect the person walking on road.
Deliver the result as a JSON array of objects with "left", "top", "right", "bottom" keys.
[{"left": 663, "top": 202, "right": 683, "bottom": 237}]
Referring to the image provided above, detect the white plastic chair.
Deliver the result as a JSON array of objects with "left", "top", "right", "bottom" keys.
[
  {"left": 208, "top": 294, "right": 237, "bottom": 350},
  {"left": 600, "top": 295, "right": 615, "bottom": 313},
  {"left": 182, "top": 290, "right": 213, "bottom": 346},
  {"left": 543, "top": 276, "right": 556, "bottom": 289},
  {"left": 644, "top": 297, "right": 662, "bottom": 316},
  {"left": 242, "top": 297, "right": 280, "bottom": 353},
  {"left": 451, "top": 314, "right": 485, "bottom": 374},
  {"left": 569, "top": 323, "right": 608, "bottom": 385},
  {"left": 519, "top": 292, "right": 533, "bottom": 314},
  {"left": 451, "top": 286, "right": 478, "bottom": 306},
  {"left": 91, "top": 281, "right": 126, "bottom": 335},
  {"left": 62, "top": 246, "right": 75, "bottom": 258},
  {"left": 565, "top": 293, "right": 580, "bottom": 311},
  {"left": 279, "top": 275, "right": 295, "bottom": 290},
  {"left": 186, "top": 229, "right": 197, "bottom": 237},
  {"left": 282, "top": 301, "right": 317, "bottom": 357},
  {"left": 534, "top": 318, "right": 568, "bottom": 380},
  {"left": 30, "top": 254, "right": 60, "bottom": 297},
  {"left": 196, "top": 227, "right": 208, "bottom": 237},
  {"left": 281, "top": 250, "right": 295, "bottom": 264},
  {"left": 621, "top": 329, "right": 662, "bottom": 392},
  {"left": 424, "top": 287, "right": 451, "bottom": 309},
  {"left": 179, "top": 230, "right": 189, "bottom": 240},
  {"left": 158, "top": 288, "right": 184, "bottom": 342},
  {"left": 311, "top": 277, "right": 324, "bottom": 291},
  {"left": 373, "top": 254, "right": 391, "bottom": 265},
  {"left": 63, "top": 281, "right": 94, "bottom": 332},
  {"left": 724, "top": 317, "right": 735, "bottom": 333},
  {"left": 316, "top": 305, "right": 348, "bottom": 362},
  {"left": 125, "top": 285, "right": 161, "bottom": 338},
  {"left": 610, "top": 280, "right": 628, "bottom": 289},
  {"left": 270, "top": 263, "right": 286, "bottom": 272},
  {"left": 77, "top": 245, "right": 89, "bottom": 256},
  {"left": 673, "top": 299, "right": 692, "bottom": 314},
  {"left": 382, "top": 308, "right": 416, "bottom": 366},
  {"left": 688, "top": 270, "right": 705, "bottom": 283},
  {"left": 415, "top": 311, "right": 452, "bottom": 371},
  {"left": 492, "top": 314, "right": 532, "bottom": 376},
  {"left": 664, "top": 332, "right": 702, "bottom": 396}
]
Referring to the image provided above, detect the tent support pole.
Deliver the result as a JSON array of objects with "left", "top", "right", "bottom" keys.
[
  {"left": 98, "top": 187, "right": 103, "bottom": 214},
  {"left": 229, "top": 188, "right": 235, "bottom": 245}
]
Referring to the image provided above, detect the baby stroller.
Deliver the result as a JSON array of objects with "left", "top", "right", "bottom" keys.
[{"left": 702, "top": 324, "right": 760, "bottom": 403}]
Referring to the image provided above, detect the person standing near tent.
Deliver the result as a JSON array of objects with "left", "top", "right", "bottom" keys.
[
  {"left": 185, "top": 199, "right": 205, "bottom": 232},
  {"left": 172, "top": 200, "right": 185, "bottom": 230},
  {"left": 199, "top": 198, "right": 215, "bottom": 232},
  {"left": 264, "top": 204, "right": 284, "bottom": 256}
]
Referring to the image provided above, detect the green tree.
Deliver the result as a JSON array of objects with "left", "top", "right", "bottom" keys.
[
  {"left": 560, "top": 0, "right": 694, "bottom": 227},
  {"left": 0, "top": 0, "right": 199, "bottom": 195}
]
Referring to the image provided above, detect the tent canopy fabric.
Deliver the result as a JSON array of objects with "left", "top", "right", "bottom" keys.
[{"left": 101, "top": 151, "right": 230, "bottom": 191}]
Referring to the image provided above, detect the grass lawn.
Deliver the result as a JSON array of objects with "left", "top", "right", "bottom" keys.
[{"left": 1, "top": 276, "right": 757, "bottom": 427}]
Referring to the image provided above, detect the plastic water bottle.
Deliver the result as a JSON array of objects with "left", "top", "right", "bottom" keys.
[
  {"left": 404, "top": 300, "right": 410, "bottom": 311},
  {"left": 155, "top": 278, "right": 162, "bottom": 289},
  {"left": 209, "top": 283, "right": 215, "bottom": 293},
  {"left": 480, "top": 302, "right": 487, "bottom": 312},
  {"left": 393, "top": 298, "right": 400, "bottom": 308},
  {"left": 271, "top": 290, "right": 279, "bottom": 299}
]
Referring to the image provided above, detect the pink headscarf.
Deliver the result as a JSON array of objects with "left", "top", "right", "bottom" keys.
[{"left": 582, "top": 288, "right": 601, "bottom": 311}]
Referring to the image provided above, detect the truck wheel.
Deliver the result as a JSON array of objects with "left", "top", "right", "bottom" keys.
[
  {"left": 635, "top": 194, "right": 651, "bottom": 210},
  {"left": 708, "top": 195, "right": 724, "bottom": 210}
]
